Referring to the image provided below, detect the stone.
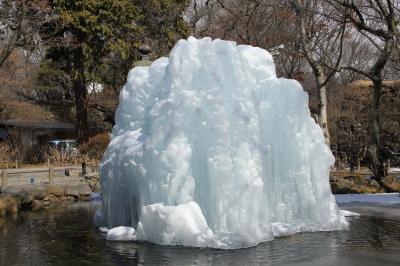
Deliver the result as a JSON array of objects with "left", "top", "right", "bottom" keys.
[
  {"left": 31, "top": 189, "right": 46, "bottom": 200},
  {"left": 369, "top": 179, "right": 380, "bottom": 188},
  {"left": 79, "top": 195, "right": 90, "bottom": 201},
  {"left": 66, "top": 196, "right": 76, "bottom": 201},
  {"left": 18, "top": 191, "right": 34, "bottom": 206},
  {"left": 31, "top": 200, "right": 44, "bottom": 211},
  {"left": 45, "top": 185, "right": 66, "bottom": 197},
  {"left": 383, "top": 176, "right": 395, "bottom": 185},
  {"left": 66, "top": 184, "right": 92, "bottom": 198}
]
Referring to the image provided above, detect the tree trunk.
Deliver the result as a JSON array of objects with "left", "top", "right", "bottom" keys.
[
  {"left": 72, "top": 47, "right": 88, "bottom": 144},
  {"left": 315, "top": 67, "right": 331, "bottom": 146},
  {"left": 367, "top": 78, "right": 384, "bottom": 178},
  {"left": 367, "top": 78, "right": 396, "bottom": 192}
]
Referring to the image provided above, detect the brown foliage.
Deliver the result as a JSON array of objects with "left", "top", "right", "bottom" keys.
[
  {"left": 0, "top": 196, "right": 18, "bottom": 216},
  {"left": 0, "top": 50, "right": 51, "bottom": 121},
  {"left": 79, "top": 133, "right": 110, "bottom": 160},
  {"left": 0, "top": 142, "right": 16, "bottom": 162}
]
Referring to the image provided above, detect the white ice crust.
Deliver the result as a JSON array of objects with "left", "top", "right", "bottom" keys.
[
  {"left": 98, "top": 37, "right": 348, "bottom": 248},
  {"left": 106, "top": 226, "right": 136, "bottom": 241}
]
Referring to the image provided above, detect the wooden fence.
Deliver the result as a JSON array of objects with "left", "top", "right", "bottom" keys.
[
  {"left": 0, "top": 160, "right": 100, "bottom": 189},
  {"left": 0, "top": 159, "right": 100, "bottom": 169}
]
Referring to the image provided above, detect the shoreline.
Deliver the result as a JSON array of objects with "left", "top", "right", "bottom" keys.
[
  {"left": 1, "top": 175, "right": 399, "bottom": 218},
  {"left": 0, "top": 183, "right": 99, "bottom": 216},
  {"left": 330, "top": 169, "right": 400, "bottom": 194}
]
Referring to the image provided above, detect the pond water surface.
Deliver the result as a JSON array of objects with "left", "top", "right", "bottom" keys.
[{"left": 0, "top": 200, "right": 400, "bottom": 265}]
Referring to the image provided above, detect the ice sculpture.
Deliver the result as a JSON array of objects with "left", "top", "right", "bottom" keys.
[{"left": 97, "top": 37, "right": 348, "bottom": 248}]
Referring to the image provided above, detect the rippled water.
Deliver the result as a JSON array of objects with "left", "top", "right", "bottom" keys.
[{"left": 1, "top": 201, "right": 399, "bottom": 265}]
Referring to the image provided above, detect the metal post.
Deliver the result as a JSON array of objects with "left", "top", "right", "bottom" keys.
[{"left": 15, "top": 159, "right": 19, "bottom": 169}]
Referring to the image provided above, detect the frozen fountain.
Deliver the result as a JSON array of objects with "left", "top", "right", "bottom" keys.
[{"left": 96, "top": 37, "right": 348, "bottom": 248}]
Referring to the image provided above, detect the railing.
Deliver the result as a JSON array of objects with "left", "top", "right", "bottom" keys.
[
  {"left": 0, "top": 160, "right": 100, "bottom": 189},
  {"left": 0, "top": 159, "right": 101, "bottom": 169}
]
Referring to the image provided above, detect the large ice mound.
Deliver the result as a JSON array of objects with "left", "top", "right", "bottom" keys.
[{"left": 98, "top": 37, "right": 348, "bottom": 248}]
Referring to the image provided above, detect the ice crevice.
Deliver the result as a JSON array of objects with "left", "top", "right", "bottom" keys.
[{"left": 96, "top": 37, "right": 348, "bottom": 248}]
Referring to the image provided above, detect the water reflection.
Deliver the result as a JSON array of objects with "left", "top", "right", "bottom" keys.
[
  {"left": 105, "top": 214, "right": 400, "bottom": 265},
  {"left": 0, "top": 202, "right": 400, "bottom": 265},
  {"left": 106, "top": 234, "right": 345, "bottom": 266}
]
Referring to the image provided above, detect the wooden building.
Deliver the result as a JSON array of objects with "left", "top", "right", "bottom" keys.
[{"left": 0, "top": 121, "right": 76, "bottom": 161}]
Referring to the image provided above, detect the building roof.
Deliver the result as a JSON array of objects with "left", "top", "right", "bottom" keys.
[{"left": 0, "top": 121, "right": 75, "bottom": 130}]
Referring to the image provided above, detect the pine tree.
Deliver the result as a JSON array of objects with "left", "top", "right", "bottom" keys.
[
  {"left": 39, "top": 0, "right": 191, "bottom": 143},
  {"left": 40, "top": 0, "right": 142, "bottom": 143}
]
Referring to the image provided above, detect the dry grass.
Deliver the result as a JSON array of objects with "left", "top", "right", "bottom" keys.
[
  {"left": 0, "top": 196, "right": 18, "bottom": 216},
  {"left": 44, "top": 145, "right": 83, "bottom": 167},
  {"left": 349, "top": 79, "right": 400, "bottom": 89},
  {"left": 0, "top": 142, "right": 16, "bottom": 163}
]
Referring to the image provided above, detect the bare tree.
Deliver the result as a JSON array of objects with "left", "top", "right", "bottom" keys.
[
  {"left": 190, "top": 0, "right": 308, "bottom": 79},
  {"left": 290, "top": 0, "right": 348, "bottom": 146},
  {"left": 188, "top": 0, "right": 216, "bottom": 36},
  {"left": 0, "top": 0, "right": 49, "bottom": 68},
  {"left": 191, "top": 1, "right": 346, "bottom": 146},
  {"left": 331, "top": 0, "right": 399, "bottom": 192},
  {"left": 191, "top": 1, "right": 291, "bottom": 48}
]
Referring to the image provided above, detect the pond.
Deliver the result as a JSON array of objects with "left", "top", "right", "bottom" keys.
[{"left": 0, "top": 198, "right": 399, "bottom": 265}]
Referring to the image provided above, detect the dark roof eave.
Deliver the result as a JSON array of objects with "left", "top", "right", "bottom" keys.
[{"left": 0, "top": 121, "right": 76, "bottom": 130}]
